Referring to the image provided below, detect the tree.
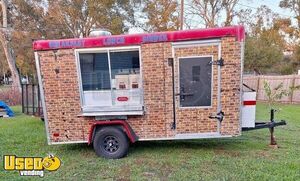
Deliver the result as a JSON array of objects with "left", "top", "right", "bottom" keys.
[
  {"left": 46, "top": 0, "right": 137, "bottom": 38},
  {"left": 222, "top": 0, "right": 239, "bottom": 26},
  {"left": 140, "top": 0, "right": 180, "bottom": 32},
  {"left": 12, "top": 31, "right": 37, "bottom": 79},
  {"left": 11, "top": 0, "right": 47, "bottom": 36},
  {"left": 0, "top": 0, "right": 21, "bottom": 91},
  {"left": 279, "top": 0, "right": 300, "bottom": 73},
  {"left": 279, "top": 0, "right": 300, "bottom": 31},
  {"left": 243, "top": 6, "right": 286, "bottom": 74},
  {"left": 263, "top": 80, "right": 300, "bottom": 108},
  {"left": 236, "top": 8, "right": 254, "bottom": 29},
  {"left": 1, "top": 0, "right": 137, "bottom": 83},
  {"left": 188, "top": 0, "right": 223, "bottom": 28},
  {"left": 273, "top": 18, "right": 295, "bottom": 37},
  {"left": 7, "top": 0, "right": 51, "bottom": 83},
  {"left": 0, "top": 49, "right": 8, "bottom": 83},
  {"left": 292, "top": 44, "right": 300, "bottom": 67},
  {"left": 185, "top": 0, "right": 240, "bottom": 28},
  {"left": 244, "top": 34, "right": 284, "bottom": 74}
]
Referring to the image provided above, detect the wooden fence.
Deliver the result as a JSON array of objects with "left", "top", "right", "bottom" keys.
[{"left": 243, "top": 75, "right": 300, "bottom": 103}]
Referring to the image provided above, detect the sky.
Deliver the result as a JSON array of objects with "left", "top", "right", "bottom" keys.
[
  {"left": 128, "top": 0, "right": 296, "bottom": 34},
  {"left": 239, "top": 0, "right": 293, "bottom": 18}
]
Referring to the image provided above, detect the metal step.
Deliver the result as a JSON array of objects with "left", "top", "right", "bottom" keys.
[
  {"left": 0, "top": 107, "right": 8, "bottom": 117},
  {"left": 0, "top": 114, "right": 8, "bottom": 117}
]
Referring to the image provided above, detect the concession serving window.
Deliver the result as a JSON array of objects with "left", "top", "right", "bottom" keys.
[{"left": 76, "top": 47, "right": 144, "bottom": 115}]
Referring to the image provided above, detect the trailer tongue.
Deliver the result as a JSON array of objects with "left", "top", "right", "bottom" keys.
[{"left": 243, "top": 109, "right": 287, "bottom": 146}]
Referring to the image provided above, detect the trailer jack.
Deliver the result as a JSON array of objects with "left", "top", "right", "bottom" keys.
[{"left": 242, "top": 109, "right": 287, "bottom": 147}]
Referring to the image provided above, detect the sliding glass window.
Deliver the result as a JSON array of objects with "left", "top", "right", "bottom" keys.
[
  {"left": 80, "top": 53, "right": 110, "bottom": 91},
  {"left": 78, "top": 48, "right": 143, "bottom": 112}
]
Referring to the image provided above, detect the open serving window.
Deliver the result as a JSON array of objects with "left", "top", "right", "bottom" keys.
[{"left": 75, "top": 47, "right": 144, "bottom": 116}]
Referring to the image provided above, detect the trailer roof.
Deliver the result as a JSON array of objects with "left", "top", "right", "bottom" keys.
[{"left": 33, "top": 26, "right": 245, "bottom": 51}]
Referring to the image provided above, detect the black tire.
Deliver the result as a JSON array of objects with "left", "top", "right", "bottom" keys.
[{"left": 93, "top": 126, "right": 129, "bottom": 159}]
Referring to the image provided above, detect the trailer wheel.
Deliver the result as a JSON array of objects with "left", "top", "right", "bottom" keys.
[{"left": 93, "top": 127, "right": 129, "bottom": 159}]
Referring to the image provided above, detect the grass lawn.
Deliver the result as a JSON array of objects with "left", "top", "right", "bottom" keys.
[{"left": 0, "top": 103, "right": 300, "bottom": 180}]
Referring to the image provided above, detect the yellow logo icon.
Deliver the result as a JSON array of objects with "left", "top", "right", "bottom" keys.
[
  {"left": 42, "top": 155, "right": 61, "bottom": 171},
  {"left": 3, "top": 154, "right": 61, "bottom": 177}
]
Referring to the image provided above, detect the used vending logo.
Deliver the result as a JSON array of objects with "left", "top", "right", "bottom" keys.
[{"left": 3, "top": 154, "right": 61, "bottom": 177}]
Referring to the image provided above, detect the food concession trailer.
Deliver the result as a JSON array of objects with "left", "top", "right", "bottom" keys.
[{"left": 33, "top": 26, "right": 286, "bottom": 159}]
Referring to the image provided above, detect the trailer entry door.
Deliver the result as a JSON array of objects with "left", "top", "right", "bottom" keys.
[
  {"left": 173, "top": 42, "right": 220, "bottom": 135},
  {"left": 179, "top": 57, "right": 212, "bottom": 107}
]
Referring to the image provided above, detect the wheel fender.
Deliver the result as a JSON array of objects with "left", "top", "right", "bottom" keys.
[{"left": 88, "top": 120, "right": 138, "bottom": 145}]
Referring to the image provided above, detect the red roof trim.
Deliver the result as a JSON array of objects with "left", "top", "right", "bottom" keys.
[{"left": 33, "top": 26, "right": 245, "bottom": 51}]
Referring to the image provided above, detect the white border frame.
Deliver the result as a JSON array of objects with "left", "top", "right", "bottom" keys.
[
  {"left": 172, "top": 39, "right": 222, "bottom": 135},
  {"left": 177, "top": 55, "right": 214, "bottom": 109},
  {"left": 239, "top": 41, "right": 245, "bottom": 134},
  {"left": 34, "top": 52, "right": 51, "bottom": 144},
  {"left": 139, "top": 133, "right": 232, "bottom": 141}
]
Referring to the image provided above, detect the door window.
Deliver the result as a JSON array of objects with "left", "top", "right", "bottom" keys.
[{"left": 179, "top": 57, "right": 212, "bottom": 107}]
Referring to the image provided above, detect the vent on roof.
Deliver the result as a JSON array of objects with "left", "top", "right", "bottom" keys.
[{"left": 89, "top": 29, "right": 112, "bottom": 37}]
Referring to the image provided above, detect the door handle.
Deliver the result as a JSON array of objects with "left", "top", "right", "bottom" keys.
[{"left": 175, "top": 93, "right": 194, "bottom": 96}]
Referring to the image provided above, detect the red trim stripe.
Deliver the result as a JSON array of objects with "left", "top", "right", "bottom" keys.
[
  {"left": 243, "top": 100, "right": 256, "bottom": 106},
  {"left": 33, "top": 26, "right": 245, "bottom": 51}
]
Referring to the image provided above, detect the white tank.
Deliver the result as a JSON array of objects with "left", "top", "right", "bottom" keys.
[{"left": 242, "top": 91, "right": 256, "bottom": 128}]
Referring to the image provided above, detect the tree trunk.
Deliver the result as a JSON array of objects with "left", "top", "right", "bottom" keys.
[
  {"left": 0, "top": 30, "right": 21, "bottom": 92},
  {"left": 0, "top": 0, "right": 21, "bottom": 92},
  {"left": 3, "top": 72, "right": 6, "bottom": 84},
  {"left": 1, "top": 0, "right": 8, "bottom": 28}
]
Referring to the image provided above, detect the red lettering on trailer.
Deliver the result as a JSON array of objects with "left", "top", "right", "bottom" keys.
[
  {"left": 243, "top": 100, "right": 256, "bottom": 106},
  {"left": 33, "top": 26, "right": 245, "bottom": 51},
  {"left": 117, "top": 97, "right": 129, "bottom": 102}
]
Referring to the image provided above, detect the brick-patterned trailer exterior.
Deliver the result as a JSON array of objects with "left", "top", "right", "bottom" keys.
[{"left": 34, "top": 26, "right": 245, "bottom": 144}]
